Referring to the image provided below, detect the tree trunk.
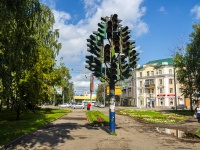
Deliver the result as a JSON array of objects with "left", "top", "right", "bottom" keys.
[
  {"left": 190, "top": 93, "right": 193, "bottom": 112},
  {"left": 16, "top": 105, "right": 20, "bottom": 120}
]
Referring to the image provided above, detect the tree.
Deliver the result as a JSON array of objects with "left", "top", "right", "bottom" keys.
[
  {"left": 0, "top": 0, "right": 63, "bottom": 119},
  {"left": 174, "top": 23, "right": 200, "bottom": 111},
  {"left": 96, "top": 84, "right": 104, "bottom": 103}
]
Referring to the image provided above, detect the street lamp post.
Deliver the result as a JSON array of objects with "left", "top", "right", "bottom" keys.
[{"left": 174, "top": 66, "right": 178, "bottom": 110}]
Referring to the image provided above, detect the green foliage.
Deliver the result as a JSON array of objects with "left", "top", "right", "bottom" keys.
[
  {"left": 196, "top": 129, "right": 200, "bottom": 136},
  {"left": 173, "top": 23, "right": 200, "bottom": 110},
  {"left": 96, "top": 84, "right": 105, "bottom": 103},
  {"left": 0, "top": 108, "right": 71, "bottom": 146},
  {"left": 86, "top": 110, "right": 109, "bottom": 126},
  {"left": 0, "top": 0, "right": 74, "bottom": 118}
]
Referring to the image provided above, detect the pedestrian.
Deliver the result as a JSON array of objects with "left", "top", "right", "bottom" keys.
[
  {"left": 87, "top": 103, "right": 91, "bottom": 111},
  {"left": 195, "top": 103, "right": 200, "bottom": 123}
]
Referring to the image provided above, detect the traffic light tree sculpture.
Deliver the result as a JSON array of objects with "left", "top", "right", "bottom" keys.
[{"left": 85, "top": 14, "right": 140, "bottom": 134}]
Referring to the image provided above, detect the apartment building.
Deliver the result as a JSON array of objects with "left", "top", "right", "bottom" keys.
[{"left": 121, "top": 58, "right": 185, "bottom": 108}]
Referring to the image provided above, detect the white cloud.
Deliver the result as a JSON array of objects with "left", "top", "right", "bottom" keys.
[
  {"left": 43, "top": 0, "right": 148, "bottom": 95},
  {"left": 41, "top": 0, "right": 56, "bottom": 9},
  {"left": 191, "top": 5, "right": 200, "bottom": 20}
]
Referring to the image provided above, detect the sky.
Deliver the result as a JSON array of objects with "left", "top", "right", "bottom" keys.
[{"left": 40, "top": 0, "right": 200, "bottom": 95}]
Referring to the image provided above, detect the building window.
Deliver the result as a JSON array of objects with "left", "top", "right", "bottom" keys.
[
  {"left": 159, "top": 88, "right": 163, "bottom": 93},
  {"left": 147, "top": 71, "right": 149, "bottom": 76},
  {"left": 140, "top": 81, "right": 142, "bottom": 87},
  {"left": 140, "top": 89, "right": 143, "bottom": 94},
  {"left": 169, "top": 79, "right": 173, "bottom": 84},
  {"left": 159, "top": 70, "right": 162, "bottom": 75},
  {"left": 152, "top": 89, "right": 154, "bottom": 93},
  {"left": 169, "top": 69, "right": 172, "bottom": 74},
  {"left": 148, "top": 89, "right": 150, "bottom": 93},
  {"left": 170, "top": 88, "right": 173, "bottom": 93},
  {"left": 170, "top": 98, "right": 173, "bottom": 106},
  {"left": 179, "top": 88, "right": 183, "bottom": 93},
  {"left": 151, "top": 71, "right": 154, "bottom": 76},
  {"left": 159, "top": 79, "right": 162, "bottom": 84},
  {"left": 160, "top": 99, "right": 163, "bottom": 106},
  {"left": 140, "top": 72, "right": 142, "bottom": 77}
]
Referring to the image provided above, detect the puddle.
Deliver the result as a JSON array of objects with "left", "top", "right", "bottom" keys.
[{"left": 155, "top": 127, "right": 200, "bottom": 140}]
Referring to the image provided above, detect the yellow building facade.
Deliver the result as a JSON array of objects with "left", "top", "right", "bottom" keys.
[{"left": 122, "top": 58, "right": 187, "bottom": 108}]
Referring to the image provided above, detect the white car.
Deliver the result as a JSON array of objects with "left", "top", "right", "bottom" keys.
[
  {"left": 58, "top": 103, "right": 69, "bottom": 108},
  {"left": 71, "top": 103, "right": 85, "bottom": 109},
  {"left": 98, "top": 103, "right": 105, "bottom": 108}
]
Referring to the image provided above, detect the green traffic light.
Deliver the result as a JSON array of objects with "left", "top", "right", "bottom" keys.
[{"left": 97, "top": 22, "right": 106, "bottom": 39}]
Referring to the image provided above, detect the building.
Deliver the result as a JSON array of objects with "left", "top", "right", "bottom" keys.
[{"left": 122, "top": 58, "right": 187, "bottom": 108}]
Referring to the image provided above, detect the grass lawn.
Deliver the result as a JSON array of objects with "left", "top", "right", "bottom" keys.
[
  {"left": 118, "top": 109, "right": 200, "bottom": 136},
  {"left": 0, "top": 108, "right": 71, "bottom": 147},
  {"left": 118, "top": 109, "right": 187, "bottom": 124},
  {"left": 86, "top": 110, "right": 109, "bottom": 126}
]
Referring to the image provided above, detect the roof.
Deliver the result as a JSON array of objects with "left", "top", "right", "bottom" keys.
[
  {"left": 146, "top": 58, "right": 173, "bottom": 65},
  {"left": 137, "top": 58, "right": 173, "bottom": 70}
]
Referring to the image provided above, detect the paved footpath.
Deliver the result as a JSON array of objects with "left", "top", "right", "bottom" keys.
[{"left": 2, "top": 109, "right": 200, "bottom": 150}]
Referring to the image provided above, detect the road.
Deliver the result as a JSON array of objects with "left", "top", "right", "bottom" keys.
[{"left": 2, "top": 106, "right": 200, "bottom": 150}]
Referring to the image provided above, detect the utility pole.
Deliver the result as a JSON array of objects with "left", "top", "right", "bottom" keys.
[{"left": 174, "top": 66, "right": 178, "bottom": 110}]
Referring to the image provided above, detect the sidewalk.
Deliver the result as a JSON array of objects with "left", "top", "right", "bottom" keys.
[{"left": 3, "top": 109, "right": 200, "bottom": 150}]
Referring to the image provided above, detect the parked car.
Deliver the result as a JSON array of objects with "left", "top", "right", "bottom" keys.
[
  {"left": 171, "top": 104, "right": 187, "bottom": 110},
  {"left": 71, "top": 103, "right": 85, "bottom": 109},
  {"left": 98, "top": 103, "right": 105, "bottom": 108},
  {"left": 58, "top": 103, "right": 70, "bottom": 108}
]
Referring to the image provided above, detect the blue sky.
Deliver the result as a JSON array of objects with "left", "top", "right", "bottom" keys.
[{"left": 40, "top": 0, "right": 200, "bottom": 95}]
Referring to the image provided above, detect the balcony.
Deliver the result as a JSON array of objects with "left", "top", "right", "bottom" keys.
[
  {"left": 146, "top": 93, "right": 155, "bottom": 98},
  {"left": 145, "top": 79, "right": 155, "bottom": 88},
  {"left": 145, "top": 84, "right": 155, "bottom": 88}
]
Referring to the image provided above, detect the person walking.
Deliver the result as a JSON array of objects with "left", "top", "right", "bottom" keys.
[
  {"left": 195, "top": 103, "right": 200, "bottom": 123},
  {"left": 87, "top": 103, "right": 91, "bottom": 111}
]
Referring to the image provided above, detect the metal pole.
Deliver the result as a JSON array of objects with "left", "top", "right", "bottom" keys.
[
  {"left": 174, "top": 66, "right": 178, "bottom": 110},
  {"left": 104, "top": 66, "right": 106, "bottom": 106},
  {"left": 109, "top": 78, "right": 115, "bottom": 134}
]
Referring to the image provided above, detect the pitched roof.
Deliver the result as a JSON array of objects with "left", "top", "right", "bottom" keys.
[
  {"left": 137, "top": 58, "right": 173, "bottom": 69},
  {"left": 146, "top": 58, "right": 173, "bottom": 65}
]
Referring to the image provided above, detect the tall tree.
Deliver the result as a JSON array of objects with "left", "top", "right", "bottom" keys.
[
  {"left": 174, "top": 23, "right": 200, "bottom": 111},
  {"left": 0, "top": 0, "right": 62, "bottom": 119}
]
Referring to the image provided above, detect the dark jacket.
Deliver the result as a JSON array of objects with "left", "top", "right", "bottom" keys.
[{"left": 195, "top": 107, "right": 200, "bottom": 118}]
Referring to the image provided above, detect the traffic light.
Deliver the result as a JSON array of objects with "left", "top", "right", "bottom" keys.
[
  {"left": 87, "top": 34, "right": 97, "bottom": 45},
  {"left": 92, "top": 57, "right": 102, "bottom": 77},
  {"left": 129, "top": 49, "right": 140, "bottom": 68},
  {"left": 85, "top": 55, "right": 95, "bottom": 71},
  {"left": 121, "top": 26, "right": 131, "bottom": 55},
  {"left": 104, "top": 44, "right": 111, "bottom": 62},
  {"left": 127, "top": 40, "right": 139, "bottom": 69},
  {"left": 112, "top": 14, "right": 118, "bottom": 31},
  {"left": 111, "top": 62, "right": 119, "bottom": 80},
  {"left": 113, "top": 33, "right": 120, "bottom": 53},
  {"left": 87, "top": 34, "right": 101, "bottom": 57},
  {"left": 107, "top": 21, "right": 112, "bottom": 39},
  {"left": 97, "top": 22, "right": 106, "bottom": 39},
  {"left": 85, "top": 55, "right": 102, "bottom": 78},
  {"left": 121, "top": 63, "right": 131, "bottom": 79}
]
